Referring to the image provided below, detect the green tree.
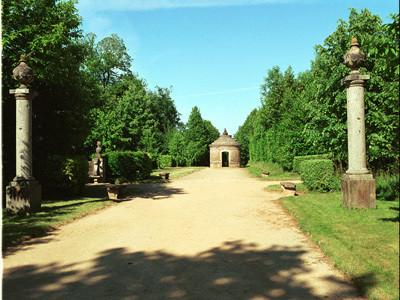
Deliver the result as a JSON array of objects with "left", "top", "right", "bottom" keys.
[
  {"left": 307, "top": 8, "right": 399, "bottom": 171},
  {"left": 169, "top": 127, "right": 187, "bottom": 167},
  {"left": 86, "top": 74, "right": 179, "bottom": 158},
  {"left": 185, "top": 106, "right": 218, "bottom": 166},
  {"left": 82, "top": 33, "right": 133, "bottom": 91},
  {"left": 185, "top": 107, "right": 208, "bottom": 166},
  {"left": 235, "top": 108, "right": 258, "bottom": 166},
  {"left": 1, "top": 0, "right": 95, "bottom": 188}
]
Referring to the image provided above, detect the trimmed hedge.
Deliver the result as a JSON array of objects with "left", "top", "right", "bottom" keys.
[
  {"left": 41, "top": 155, "right": 88, "bottom": 198},
  {"left": 106, "top": 151, "right": 152, "bottom": 183},
  {"left": 158, "top": 155, "right": 173, "bottom": 168},
  {"left": 293, "top": 153, "right": 332, "bottom": 173},
  {"left": 300, "top": 159, "right": 340, "bottom": 192}
]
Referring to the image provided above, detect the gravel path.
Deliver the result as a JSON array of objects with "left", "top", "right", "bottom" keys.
[{"left": 2, "top": 168, "right": 365, "bottom": 300}]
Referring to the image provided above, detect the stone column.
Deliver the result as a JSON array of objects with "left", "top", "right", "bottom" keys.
[
  {"left": 341, "top": 38, "right": 376, "bottom": 209},
  {"left": 6, "top": 55, "right": 41, "bottom": 214}
]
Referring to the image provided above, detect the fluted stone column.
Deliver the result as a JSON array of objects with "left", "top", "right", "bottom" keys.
[
  {"left": 341, "top": 38, "right": 376, "bottom": 209},
  {"left": 6, "top": 55, "right": 41, "bottom": 214}
]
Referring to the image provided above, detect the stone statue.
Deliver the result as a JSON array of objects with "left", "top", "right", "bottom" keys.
[{"left": 96, "top": 141, "right": 102, "bottom": 158}]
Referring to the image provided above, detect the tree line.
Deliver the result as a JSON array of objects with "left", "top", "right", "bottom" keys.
[
  {"left": 1, "top": 0, "right": 220, "bottom": 191},
  {"left": 235, "top": 9, "right": 399, "bottom": 174}
]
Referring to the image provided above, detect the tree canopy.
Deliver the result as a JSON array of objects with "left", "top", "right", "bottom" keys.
[{"left": 236, "top": 9, "right": 399, "bottom": 172}]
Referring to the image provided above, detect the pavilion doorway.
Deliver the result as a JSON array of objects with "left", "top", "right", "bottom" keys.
[{"left": 222, "top": 151, "right": 229, "bottom": 167}]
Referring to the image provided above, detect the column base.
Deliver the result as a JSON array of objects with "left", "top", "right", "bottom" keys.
[
  {"left": 341, "top": 174, "right": 376, "bottom": 209},
  {"left": 6, "top": 179, "right": 41, "bottom": 215}
]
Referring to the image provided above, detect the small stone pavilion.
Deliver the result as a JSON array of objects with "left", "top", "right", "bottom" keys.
[{"left": 210, "top": 129, "right": 241, "bottom": 168}]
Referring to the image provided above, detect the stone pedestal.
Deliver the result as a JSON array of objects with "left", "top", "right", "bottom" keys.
[
  {"left": 6, "top": 180, "right": 41, "bottom": 215},
  {"left": 341, "top": 174, "right": 376, "bottom": 209}
]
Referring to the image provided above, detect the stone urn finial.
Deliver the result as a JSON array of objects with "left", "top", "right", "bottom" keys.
[
  {"left": 96, "top": 141, "right": 102, "bottom": 158},
  {"left": 343, "top": 38, "right": 366, "bottom": 72},
  {"left": 13, "top": 55, "right": 34, "bottom": 88},
  {"left": 223, "top": 128, "right": 228, "bottom": 135}
]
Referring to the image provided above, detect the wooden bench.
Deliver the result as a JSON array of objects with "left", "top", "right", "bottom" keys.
[{"left": 261, "top": 171, "right": 269, "bottom": 177}]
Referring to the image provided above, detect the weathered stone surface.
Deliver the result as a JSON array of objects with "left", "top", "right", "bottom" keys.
[
  {"left": 6, "top": 180, "right": 41, "bottom": 214},
  {"left": 159, "top": 173, "right": 170, "bottom": 179},
  {"left": 341, "top": 37, "right": 376, "bottom": 209},
  {"left": 280, "top": 182, "right": 296, "bottom": 191},
  {"left": 88, "top": 142, "right": 106, "bottom": 183},
  {"left": 107, "top": 185, "right": 126, "bottom": 200},
  {"left": 6, "top": 55, "right": 41, "bottom": 215},
  {"left": 12, "top": 55, "right": 34, "bottom": 87},
  {"left": 210, "top": 129, "right": 241, "bottom": 168},
  {"left": 341, "top": 174, "right": 376, "bottom": 209}
]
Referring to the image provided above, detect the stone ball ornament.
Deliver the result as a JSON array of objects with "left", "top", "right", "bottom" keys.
[
  {"left": 13, "top": 54, "right": 34, "bottom": 87},
  {"left": 343, "top": 38, "right": 366, "bottom": 72}
]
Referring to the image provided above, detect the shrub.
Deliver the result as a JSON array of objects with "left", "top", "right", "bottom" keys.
[
  {"left": 375, "top": 173, "right": 399, "bottom": 201},
  {"left": 106, "top": 151, "right": 152, "bottom": 183},
  {"left": 40, "top": 155, "right": 88, "bottom": 198},
  {"left": 300, "top": 159, "right": 339, "bottom": 192},
  {"left": 293, "top": 153, "right": 332, "bottom": 173},
  {"left": 158, "top": 155, "right": 173, "bottom": 168}
]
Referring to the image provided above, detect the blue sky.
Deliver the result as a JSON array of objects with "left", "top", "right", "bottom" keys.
[{"left": 76, "top": 0, "right": 398, "bottom": 135}]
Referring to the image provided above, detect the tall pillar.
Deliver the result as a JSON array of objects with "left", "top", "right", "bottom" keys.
[
  {"left": 6, "top": 55, "right": 41, "bottom": 215},
  {"left": 341, "top": 38, "right": 376, "bottom": 209}
]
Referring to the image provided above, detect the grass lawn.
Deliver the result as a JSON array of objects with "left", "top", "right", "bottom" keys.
[
  {"left": 2, "top": 195, "right": 112, "bottom": 249},
  {"left": 280, "top": 192, "right": 399, "bottom": 300},
  {"left": 2, "top": 167, "right": 205, "bottom": 249},
  {"left": 246, "top": 162, "right": 301, "bottom": 180}
]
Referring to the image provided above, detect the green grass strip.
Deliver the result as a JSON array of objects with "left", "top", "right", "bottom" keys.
[
  {"left": 246, "top": 162, "right": 301, "bottom": 180},
  {"left": 280, "top": 192, "right": 399, "bottom": 300},
  {"left": 3, "top": 196, "right": 112, "bottom": 249}
]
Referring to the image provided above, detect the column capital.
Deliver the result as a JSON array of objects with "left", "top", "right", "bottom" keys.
[
  {"left": 341, "top": 73, "right": 370, "bottom": 86},
  {"left": 10, "top": 88, "right": 38, "bottom": 100}
]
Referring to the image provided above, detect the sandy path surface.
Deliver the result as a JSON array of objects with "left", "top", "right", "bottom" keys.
[{"left": 2, "top": 168, "right": 364, "bottom": 300}]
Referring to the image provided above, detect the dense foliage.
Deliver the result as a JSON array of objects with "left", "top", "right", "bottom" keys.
[
  {"left": 106, "top": 151, "right": 152, "bottom": 183},
  {"left": 41, "top": 155, "right": 88, "bottom": 198},
  {"left": 300, "top": 159, "right": 340, "bottom": 192},
  {"left": 158, "top": 155, "right": 173, "bottom": 168},
  {"left": 2, "top": 0, "right": 96, "bottom": 193},
  {"left": 236, "top": 9, "right": 399, "bottom": 175},
  {"left": 2, "top": 1, "right": 222, "bottom": 198},
  {"left": 293, "top": 154, "right": 332, "bottom": 173}
]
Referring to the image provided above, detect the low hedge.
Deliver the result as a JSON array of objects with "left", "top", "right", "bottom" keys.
[
  {"left": 293, "top": 153, "right": 332, "bottom": 173},
  {"left": 40, "top": 155, "right": 88, "bottom": 198},
  {"left": 106, "top": 151, "right": 152, "bottom": 183},
  {"left": 300, "top": 159, "right": 340, "bottom": 192},
  {"left": 158, "top": 155, "right": 173, "bottom": 168}
]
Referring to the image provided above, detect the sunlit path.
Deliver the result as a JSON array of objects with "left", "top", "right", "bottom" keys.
[{"left": 2, "top": 168, "right": 364, "bottom": 299}]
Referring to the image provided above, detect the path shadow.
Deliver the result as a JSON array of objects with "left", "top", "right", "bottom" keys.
[
  {"left": 85, "top": 182, "right": 186, "bottom": 201},
  {"left": 3, "top": 240, "right": 365, "bottom": 300},
  {"left": 125, "top": 182, "right": 186, "bottom": 201}
]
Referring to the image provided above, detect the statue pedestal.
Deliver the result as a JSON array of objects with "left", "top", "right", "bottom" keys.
[
  {"left": 6, "top": 179, "right": 41, "bottom": 215},
  {"left": 341, "top": 174, "right": 376, "bottom": 209}
]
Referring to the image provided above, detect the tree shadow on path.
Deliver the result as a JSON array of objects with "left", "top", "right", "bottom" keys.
[{"left": 3, "top": 240, "right": 365, "bottom": 300}]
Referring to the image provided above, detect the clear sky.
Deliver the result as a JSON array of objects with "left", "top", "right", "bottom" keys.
[{"left": 76, "top": 0, "right": 398, "bottom": 135}]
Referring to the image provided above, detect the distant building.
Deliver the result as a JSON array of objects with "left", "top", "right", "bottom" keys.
[{"left": 209, "top": 129, "right": 241, "bottom": 168}]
